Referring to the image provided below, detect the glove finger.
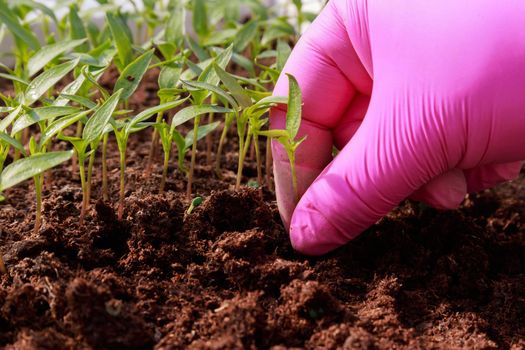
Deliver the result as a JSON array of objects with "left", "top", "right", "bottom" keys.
[
  {"left": 333, "top": 93, "right": 370, "bottom": 150},
  {"left": 464, "top": 162, "right": 522, "bottom": 192},
  {"left": 409, "top": 169, "right": 467, "bottom": 209}
]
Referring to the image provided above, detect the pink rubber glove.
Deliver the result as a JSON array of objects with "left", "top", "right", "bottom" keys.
[{"left": 271, "top": 0, "right": 525, "bottom": 255}]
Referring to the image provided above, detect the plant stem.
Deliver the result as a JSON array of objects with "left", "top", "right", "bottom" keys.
[
  {"left": 71, "top": 121, "right": 83, "bottom": 180},
  {"left": 187, "top": 116, "right": 200, "bottom": 200},
  {"left": 265, "top": 137, "right": 273, "bottom": 191},
  {"left": 253, "top": 134, "right": 263, "bottom": 197},
  {"left": 215, "top": 113, "right": 233, "bottom": 178},
  {"left": 102, "top": 133, "right": 109, "bottom": 201},
  {"left": 145, "top": 111, "right": 163, "bottom": 177},
  {"left": 86, "top": 150, "right": 96, "bottom": 209},
  {"left": 33, "top": 174, "right": 43, "bottom": 235},
  {"left": 79, "top": 160, "right": 87, "bottom": 226},
  {"left": 206, "top": 94, "right": 217, "bottom": 165},
  {"left": 160, "top": 149, "right": 170, "bottom": 194},
  {"left": 236, "top": 126, "right": 252, "bottom": 190},
  {"left": 288, "top": 151, "right": 299, "bottom": 203},
  {"left": 118, "top": 150, "right": 126, "bottom": 220}
]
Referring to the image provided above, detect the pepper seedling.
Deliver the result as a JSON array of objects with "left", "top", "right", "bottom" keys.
[{"left": 186, "top": 196, "right": 203, "bottom": 215}]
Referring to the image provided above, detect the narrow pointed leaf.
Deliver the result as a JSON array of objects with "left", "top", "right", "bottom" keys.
[
  {"left": 213, "top": 64, "right": 252, "bottom": 109},
  {"left": 114, "top": 49, "right": 154, "bottom": 100},
  {"left": 83, "top": 90, "right": 122, "bottom": 144},
  {"left": 170, "top": 105, "right": 232, "bottom": 134},
  {"left": 181, "top": 80, "right": 238, "bottom": 111},
  {"left": 233, "top": 20, "right": 258, "bottom": 52},
  {"left": 192, "top": 0, "right": 209, "bottom": 38},
  {"left": 159, "top": 63, "right": 182, "bottom": 89},
  {"left": 0, "top": 0, "right": 40, "bottom": 50},
  {"left": 58, "top": 94, "right": 97, "bottom": 109},
  {"left": 28, "top": 39, "right": 87, "bottom": 77},
  {"left": 12, "top": 106, "right": 82, "bottom": 135},
  {"left": 0, "top": 150, "right": 73, "bottom": 191},
  {"left": 285, "top": 73, "right": 302, "bottom": 140},
  {"left": 25, "top": 59, "right": 79, "bottom": 106},
  {"left": 0, "top": 131, "right": 25, "bottom": 155},
  {"left": 0, "top": 73, "right": 28, "bottom": 85},
  {"left": 0, "top": 105, "right": 22, "bottom": 133},
  {"left": 40, "top": 110, "right": 91, "bottom": 148},
  {"left": 125, "top": 98, "right": 187, "bottom": 135},
  {"left": 107, "top": 12, "right": 133, "bottom": 69}
]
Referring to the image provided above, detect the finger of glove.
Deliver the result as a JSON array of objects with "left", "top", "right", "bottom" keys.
[
  {"left": 289, "top": 100, "right": 451, "bottom": 255},
  {"left": 332, "top": 93, "right": 370, "bottom": 150},
  {"left": 409, "top": 169, "right": 467, "bottom": 209},
  {"left": 464, "top": 162, "right": 522, "bottom": 193}
]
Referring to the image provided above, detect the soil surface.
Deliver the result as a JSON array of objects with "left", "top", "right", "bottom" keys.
[{"left": 0, "top": 71, "right": 524, "bottom": 349}]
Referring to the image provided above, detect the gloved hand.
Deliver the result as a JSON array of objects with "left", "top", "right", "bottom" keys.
[{"left": 271, "top": 0, "right": 525, "bottom": 255}]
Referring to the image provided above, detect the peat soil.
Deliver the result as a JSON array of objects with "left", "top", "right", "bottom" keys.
[{"left": 0, "top": 75, "right": 524, "bottom": 349}]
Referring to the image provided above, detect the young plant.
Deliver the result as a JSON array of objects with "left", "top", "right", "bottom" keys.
[
  {"left": 112, "top": 100, "right": 185, "bottom": 219},
  {"left": 259, "top": 73, "right": 304, "bottom": 202}
]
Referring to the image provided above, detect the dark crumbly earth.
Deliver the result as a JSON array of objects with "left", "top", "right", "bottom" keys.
[{"left": 1, "top": 72, "right": 524, "bottom": 349}]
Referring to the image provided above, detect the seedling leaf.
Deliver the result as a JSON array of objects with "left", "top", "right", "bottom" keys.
[
  {"left": 114, "top": 49, "right": 154, "bottom": 100},
  {"left": 285, "top": 73, "right": 302, "bottom": 140},
  {"left": 28, "top": 39, "right": 87, "bottom": 77},
  {"left": 0, "top": 151, "right": 73, "bottom": 191},
  {"left": 25, "top": 59, "right": 79, "bottom": 106},
  {"left": 170, "top": 105, "right": 232, "bottom": 134},
  {"left": 83, "top": 89, "right": 122, "bottom": 144}
]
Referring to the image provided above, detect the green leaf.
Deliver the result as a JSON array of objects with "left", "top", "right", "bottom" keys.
[
  {"left": 0, "top": 105, "right": 22, "bottom": 133},
  {"left": 170, "top": 105, "right": 232, "bottom": 134},
  {"left": 165, "top": 1, "right": 184, "bottom": 48},
  {"left": 285, "top": 73, "right": 302, "bottom": 140},
  {"left": 28, "top": 39, "right": 87, "bottom": 77},
  {"left": 276, "top": 40, "right": 291, "bottom": 72},
  {"left": 39, "top": 110, "right": 90, "bottom": 148},
  {"left": 258, "top": 129, "right": 290, "bottom": 139},
  {"left": 0, "top": 0, "right": 40, "bottom": 50},
  {"left": 69, "top": 4, "right": 89, "bottom": 52},
  {"left": 199, "top": 45, "right": 233, "bottom": 87},
  {"left": 83, "top": 89, "right": 122, "bottom": 144},
  {"left": 0, "top": 72, "right": 28, "bottom": 85},
  {"left": 106, "top": 12, "right": 133, "bottom": 69},
  {"left": 159, "top": 63, "right": 182, "bottom": 89},
  {"left": 233, "top": 20, "right": 258, "bottom": 52},
  {"left": 181, "top": 80, "right": 238, "bottom": 111},
  {"left": 184, "top": 121, "right": 220, "bottom": 149},
  {"left": 192, "top": 0, "right": 209, "bottom": 39},
  {"left": 213, "top": 64, "right": 252, "bottom": 109},
  {"left": 53, "top": 66, "right": 106, "bottom": 107},
  {"left": 114, "top": 49, "right": 154, "bottom": 100},
  {"left": 125, "top": 98, "right": 187, "bottom": 135},
  {"left": 12, "top": 106, "right": 82, "bottom": 135},
  {"left": 24, "top": 59, "right": 79, "bottom": 106},
  {"left": 251, "top": 95, "right": 287, "bottom": 111},
  {"left": 0, "top": 150, "right": 73, "bottom": 191},
  {"left": 58, "top": 94, "right": 97, "bottom": 109},
  {"left": 0, "top": 131, "right": 25, "bottom": 155}
]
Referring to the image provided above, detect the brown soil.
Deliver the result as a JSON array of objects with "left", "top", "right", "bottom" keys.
[{"left": 0, "top": 74, "right": 524, "bottom": 349}]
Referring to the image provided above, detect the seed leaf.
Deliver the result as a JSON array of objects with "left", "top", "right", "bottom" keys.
[
  {"left": 12, "top": 106, "right": 82, "bottom": 135},
  {"left": 106, "top": 12, "right": 133, "bottom": 69},
  {"left": 184, "top": 121, "right": 220, "bottom": 149},
  {"left": 0, "top": 0, "right": 40, "bottom": 50},
  {"left": 192, "top": 0, "right": 209, "bottom": 39},
  {"left": 165, "top": 1, "right": 185, "bottom": 48},
  {"left": 83, "top": 89, "right": 122, "bottom": 144},
  {"left": 39, "top": 110, "right": 90, "bottom": 148},
  {"left": 114, "top": 49, "right": 154, "bottom": 100},
  {"left": 125, "top": 98, "right": 187, "bottom": 135},
  {"left": 213, "top": 64, "right": 252, "bottom": 109},
  {"left": 28, "top": 39, "right": 87, "bottom": 77},
  {"left": 170, "top": 105, "right": 232, "bottom": 135},
  {"left": 276, "top": 40, "right": 291, "bottom": 72},
  {"left": 0, "top": 73, "right": 28, "bottom": 85},
  {"left": 233, "top": 20, "right": 258, "bottom": 52},
  {"left": 0, "top": 150, "right": 73, "bottom": 191},
  {"left": 159, "top": 63, "right": 182, "bottom": 89},
  {"left": 285, "top": 73, "right": 302, "bottom": 140},
  {"left": 181, "top": 80, "right": 238, "bottom": 111},
  {"left": 0, "top": 131, "right": 25, "bottom": 155},
  {"left": 24, "top": 59, "right": 79, "bottom": 106},
  {"left": 0, "top": 105, "right": 22, "bottom": 133}
]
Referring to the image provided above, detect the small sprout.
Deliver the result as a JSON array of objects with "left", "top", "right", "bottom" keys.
[
  {"left": 247, "top": 180, "right": 259, "bottom": 189},
  {"left": 186, "top": 196, "right": 203, "bottom": 215}
]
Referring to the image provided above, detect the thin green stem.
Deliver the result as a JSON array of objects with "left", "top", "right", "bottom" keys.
[
  {"left": 253, "top": 134, "right": 263, "bottom": 197},
  {"left": 160, "top": 149, "right": 170, "bottom": 194},
  {"left": 145, "top": 111, "right": 163, "bottom": 177},
  {"left": 236, "top": 126, "right": 252, "bottom": 190},
  {"left": 102, "top": 133, "right": 109, "bottom": 201},
  {"left": 118, "top": 150, "right": 126, "bottom": 220},
  {"left": 215, "top": 113, "right": 233, "bottom": 178},
  {"left": 79, "top": 159, "right": 87, "bottom": 226},
  {"left": 288, "top": 151, "right": 299, "bottom": 203},
  {"left": 86, "top": 149, "right": 96, "bottom": 209},
  {"left": 187, "top": 116, "right": 200, "bottom": 200},
  {"left": 265, "top": 137, "right": 273, "bottom": 191}
]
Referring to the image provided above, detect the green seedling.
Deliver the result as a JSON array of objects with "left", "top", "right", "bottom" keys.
[
  {"left": 259, "top": 73, "right": 304, "bottom": 202},
  {"left": 186, "top": 196, "right": 203, "bottom": 215},
  {"left": 112, "top": 100, "right": 185, "bottom": 219}
]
